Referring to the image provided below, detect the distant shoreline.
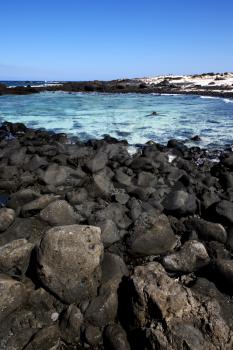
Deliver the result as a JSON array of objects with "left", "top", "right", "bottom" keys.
[{"left": 1, "top": 73, "right": 233, "bottom": 98}]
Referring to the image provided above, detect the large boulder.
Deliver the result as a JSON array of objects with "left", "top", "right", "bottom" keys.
[
  {"left": 128, "top": 262, "right": 233, "bottom": 349},
  {"left": 37, "top": 225, "right": 103, "bottom": 304},
  {"left": 129, "top": 212, "right": 176, "bottom": 256}
]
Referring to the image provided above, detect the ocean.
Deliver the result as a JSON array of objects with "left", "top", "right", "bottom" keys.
[{"left": 0, "top": 87, "right": 233, "bottom": 149}]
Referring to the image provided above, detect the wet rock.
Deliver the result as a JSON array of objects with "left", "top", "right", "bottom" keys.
[
  {"left": 0, "top": 274, "right": 26, "bottom": 322},
  {"left": 191, "top": 135, "right": 201, "bottom": 141},
  {"left": 40, "top": 199, "right": 77, "bottom": 226},
  {"left": 162, "top": 240, "right": 210, "bottom": 272},
  {"left": 0, "top": 207, "right": 15, "bottom": 231},
  {"left": 60, "top": 304, "right": 83, "bottom": 344},
  {"left": 188, "top": 218, "right": 227, "bottom": 243},
  {"left": 163, "top": 190, "right": 197, "bottom": 216},
  {"left": 0, "top": 239, "right": 33, "bottom": 275},
  {"left": 37, "top": 225, "right": 103, "bottom": 304},
  {"left": 129, "top": 212, "right": 176, "bottom": 256},
  {"left": 104, "top": 324, "right": 130, "bottom": 350}
]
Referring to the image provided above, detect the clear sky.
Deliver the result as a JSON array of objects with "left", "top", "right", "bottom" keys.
[{"left": 1, "top": 0, "right": 233, "bottom": 80}]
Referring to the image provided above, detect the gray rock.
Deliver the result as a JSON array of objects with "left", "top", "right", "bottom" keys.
[
  {"left": 98, "top": 219, "right": 120, "bottom": 247},
  {"left": 60, "top": 304, "right": 83, "bottom": 344},
  {"left": 0, "top": 217, "right": 48, "bottom": 246},
  {"left": 189, "top": 218, "right": 227, "bottom": 243},
  {"left": 0, "top": 239, "right": 34, "bottom": 275},
  {"left": 23, "top": 325, "right": 60, "bottom": 350},
  {"left": 216, "top": 259, "right": 233, "bottom": 291},
  {"left": 86, "top": 151, "right": 108, "bottom": 173},
  {"left": 37, "top": 225, "right": 103, "bottom": 304},
  {"left": 101, "top": 252, "right": 128, "bottom": 287},
  {"left": 104, "top": 324, "right": 131, "bottom": 350},
  {"left": 42, "top": 164, "right": 68, "bottom": 186},
  {"left": 85, "top": 285, "right": 118, "bottom": 327},
  {"left": 67, "top": 188, "right": 88, "bottom": 205},
  {"left": 0, "top": 208, "right": 15, "bottom": 231},
  {"left": 7, "top": 189, "right": 40, "bottom": 210},
  {"left": 163, "top": 190, "right": 197, "bottom": 216},
  {"left": 129, "top": 212, "right": 176, "bottom": 256},
  {"left": 40, "top": 200, "right": 77, "bottom": 226},
  {"left": 94, "top": 203, "right": 132, "bottom": 230},
  {"left": 162, "top": 240, "right": 210, "bottom": 272},
  {"left": 93, "top": 170, "right": 115, "bottom": 197},
  {"left": 21, "top": 194, "right": 59, "bottom": 217},
  {"left": 85, "top": 325, "right": 102, "bottom": 346},
  {"left": 129, "top": 262, "right": 233, "bottom": 349},
  {"left": 0, "top": 274, "right": 26, "bottom": 322},
  {"left": 215, "top": 200, "right": 233, "bottom": 224}
]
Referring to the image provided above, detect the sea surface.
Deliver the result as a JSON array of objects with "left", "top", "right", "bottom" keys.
[{"left": 0, "top": 89, "right": 233, "bottom": 149}]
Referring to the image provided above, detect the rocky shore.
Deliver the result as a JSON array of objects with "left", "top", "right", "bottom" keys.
[
  {"left": 1, "top": 121, "right": 233, "bottom": 349},
  {"left": 1, "top": 72, "right": 233, "bottom": 98}
]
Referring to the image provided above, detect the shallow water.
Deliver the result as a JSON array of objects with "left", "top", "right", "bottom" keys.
[{"left": 0, "top": 91, "right": 233, "bottom": 148}]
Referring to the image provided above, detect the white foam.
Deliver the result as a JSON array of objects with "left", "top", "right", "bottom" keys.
[
  {"left": 200, "top": 96, "right": 219, "bottom": 100},
  {"left": 224, "top": 98, "right": 233, "bottom": 103}
]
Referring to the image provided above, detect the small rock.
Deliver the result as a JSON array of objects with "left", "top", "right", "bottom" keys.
[
  {"left": 163, "top": 190, "right": 197, "bottom": 216},
  {"left": 215, "top": 259, "right": 233, "bottom": 291},
  {"left": 0, "top": 239, "right": 34, "bottom": 275},
  {"left": 214, "top": 200, "right": 233, "bottom": 224},
  {"left": 162, "top": 240, "right": 210, "bottom": 272},
  {"left": 40, "top": 199, "right": 77, "bottom": 226},
  {"left": 86, "top": 151, "right": 108, "bottom": 173},
  {"left": 60, "top": 304, "right": 83, "bottom": 344},
  {"left": 129, "top": 212, "right": 176, "bottom": 256},
  {"left": 98, "top": 219, "right": 120, "bottom": 247},
  {"left": 188, "top": 218, "right": 227, "bottom": 243},
  {"left": 104, "top": 324, "right": 130, "bottom": 350},
  {"left": 0, "top": 274, "right": 26, "bottom": 322},
  {"left": 42, "top": 163, "right": 68, "bottom": 186},
  {"left": 85, "top": 325, "right": 102, "bottom": 346},
  {"left": 0, "top": 208, "right": 15, "bottom": 231}
]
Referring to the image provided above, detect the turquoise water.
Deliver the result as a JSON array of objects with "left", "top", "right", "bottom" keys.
[{"left": 0, "top": 91, "right": 233, "bottom": 148}]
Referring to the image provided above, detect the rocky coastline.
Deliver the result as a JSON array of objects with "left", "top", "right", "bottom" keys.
[
  {"left": 1, "top": 72, "right": 233, "bottom": 98},
  {"left": 0, "top": 121, "right": 233, "bottom": 349}
]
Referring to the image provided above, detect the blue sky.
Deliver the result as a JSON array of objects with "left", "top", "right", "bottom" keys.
[{"left": 1, "top": 0, "right": 233, "bottom": 80}]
